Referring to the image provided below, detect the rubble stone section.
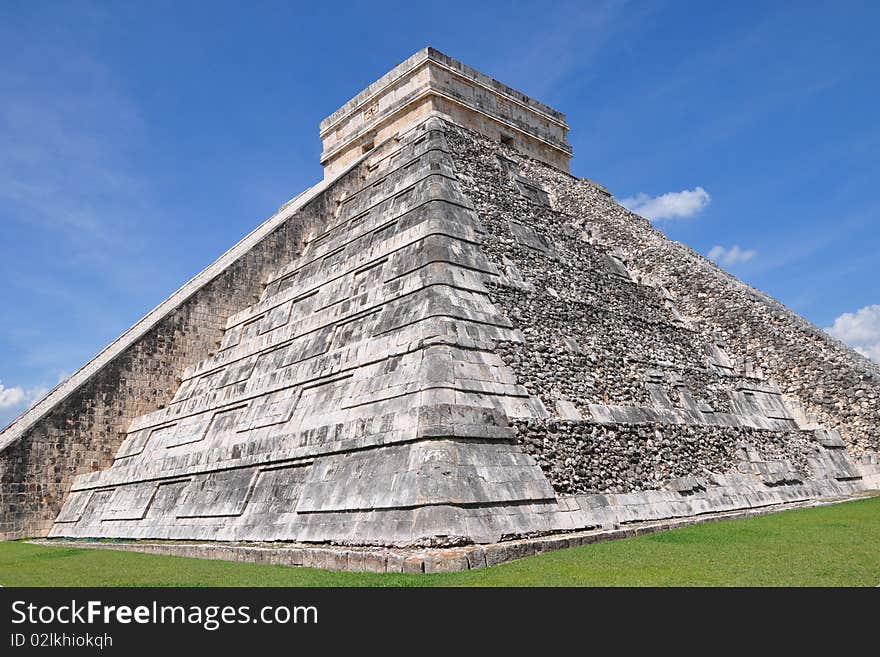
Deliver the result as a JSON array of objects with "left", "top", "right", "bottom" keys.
[
  {"left": 442, "top": 121, "right": 878, "bottom": 507},
  {"left": 486, "top": 130, "right": 880, "bottom": 455}
]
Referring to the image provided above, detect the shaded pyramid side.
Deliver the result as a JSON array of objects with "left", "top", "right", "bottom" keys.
[
  {"left": 51, "top": 118, "right": 564, "bottom": 546},
  {"left": 439, "top": 122, "right": 877, "bottom": 508}
]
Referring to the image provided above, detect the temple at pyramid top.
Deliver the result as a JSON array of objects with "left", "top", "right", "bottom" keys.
[{"left": 319, "top": 47, "right": 572, "bottom": 177}]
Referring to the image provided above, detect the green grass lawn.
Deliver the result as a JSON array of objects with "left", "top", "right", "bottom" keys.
[{"left": 2, "top": 496, "right": 879, "bottom": 586}]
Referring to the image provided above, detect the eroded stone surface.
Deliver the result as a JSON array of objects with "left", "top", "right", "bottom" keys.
[
  {"left": 49, "top": 121, "right": 562, "bottom": 546},
  {"left": 443, "top": 121, "right": 879, "bottom": 502},
  {"left": 2, "top": 50, "right": 877, "bottom": 554}
]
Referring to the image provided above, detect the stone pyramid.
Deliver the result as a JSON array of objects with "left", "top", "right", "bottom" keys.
[{"left": 2, "top": 48, "right": 878, "bottom": 553}]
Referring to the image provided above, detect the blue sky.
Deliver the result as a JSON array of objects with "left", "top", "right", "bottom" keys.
[{"left": 1, "top": 0, "right": 878, "bottom": 425}]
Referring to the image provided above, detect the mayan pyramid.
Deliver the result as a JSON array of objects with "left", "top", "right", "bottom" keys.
[{"left": 2, "top": 48, "right": 878, "bottom": 553}]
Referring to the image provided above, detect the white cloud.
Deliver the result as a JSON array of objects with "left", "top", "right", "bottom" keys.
[
  {"left": 707, "top": 244, "right": 758, "bottom": 266},
  {"left": 825, "top": 305, "right": 880, "bottom": 363},
  {"left": 0, "top": 381, "right": 48, "bottom": 410},
  {"left": 0, "top": 384, "right": 25, "bottom": 409},
  {"left": 619, "top": 186, "right": 711, "bottom": 221}
]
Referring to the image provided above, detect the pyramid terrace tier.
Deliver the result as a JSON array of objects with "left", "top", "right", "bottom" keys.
[{"left": 50, "top": 120, "right": 561, "bottom": 545}]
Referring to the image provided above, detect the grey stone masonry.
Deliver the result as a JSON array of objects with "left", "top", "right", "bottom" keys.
[
  {"left": 0, "top": 176, "right": 338, "bottom": 540},
  {"left": 50, "top": 119, "right": 564, "bottom": 546},
  {"left": 3, "top": 50, "right": 878, "bottom": 559}
]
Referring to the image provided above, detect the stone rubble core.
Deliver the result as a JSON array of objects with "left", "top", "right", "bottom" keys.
[{"left": 2, "top": 48, "right": 879, "bottom": 564}]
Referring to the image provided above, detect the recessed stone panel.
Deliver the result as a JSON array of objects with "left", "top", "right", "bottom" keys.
[
  {"left": 101, "top": 483, "right": 158, "bottom": 521},
  {"left": 177, "top": 468, "right": 259, "bottom": 518},
  {"left": 236, "top": 389, "right": 300, "bottom": 431},
  {"left": 54, "top": 491, "right": 94, "bottom": 523},
  {"left": 162, "top": 414, "right": 211, "bottom": 449},
  {"left": 115, "top": 429, "right": 152, "bottom": 459}
]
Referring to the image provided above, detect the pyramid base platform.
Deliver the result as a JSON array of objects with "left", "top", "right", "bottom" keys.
[{"left": 39, "top": 490, "right": 876, "bottom": 574}]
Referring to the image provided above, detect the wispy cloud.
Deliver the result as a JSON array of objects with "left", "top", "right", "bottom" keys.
[
  {"left": 0, "top": 370, "right": 66, "bottom": 428},
  {"left": 0, "top": 14, "right": 167, "bottom": 402},
  {"left": 485, "top": 0, "right": 638, "bottom": 103},
  {"left": 825, "top": 305, "right": 880, "bottom": 362},
  {"left": 0, "top": 381, "right": 48, "bottom": 410},
  {"left": 619, "top": 186, "right": 711, "bottom": 222},
  {"left": 707, "top": 244, "right": 757, "bottom": 266},
  {"left": 0, "top": 21, "right": 153, "bottom": 269}
]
